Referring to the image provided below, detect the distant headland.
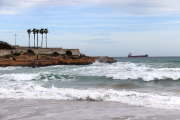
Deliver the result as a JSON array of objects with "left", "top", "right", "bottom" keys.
[
  {"left": 0, "top": 41, "right": 116, "bottom": 68},
  {"left": 0, "top": 28, "right": 116, "bottom": 67}
]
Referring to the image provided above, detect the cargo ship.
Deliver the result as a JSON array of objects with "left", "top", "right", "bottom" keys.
[{"left": 128, "top": 53, "right": 148, "bottom": 57}]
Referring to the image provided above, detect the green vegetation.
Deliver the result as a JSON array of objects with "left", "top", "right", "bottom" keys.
[
  {"left": 52, "top": 52, "right": 59, "bottom": 57},
  {"left": 66, "top": 50, "right": 72, "bottom": 56},
  {"left": 71, "top": 56, "right": 77, "bottom": 60},
  {"left": 79, "top": 53, "right": 86, "bottom": 58},
  {"left": 4, "top": 55, "right": 11, "bottom": 58},
  {"left": 43, "top": 54, "right": 51, "bottom": 56},
  {"left": 44, "top": 29, "right": 49, "bottom": 49},
  {"left": 27, "top": 28, "right": 48, "bottom": 49},
  {"left": 27, "top": 49, "right": 35, "bottom": 55},
  {"left": 13, "top": 53, "right": 21, "bottom": 56},
  {"left": 0, "top": 41, "right": 12, "bottom": 49},
  {"left": 36, "top": 29, "right": 40, "bottom": 49},
  {"left": 40, "top": 28, "right": 44, "bottom": 48},
  {"left": 32, "top": 28, "right": 36, "bottom": 49},
  {"left": 80, "top": 53, "right": 86, "bottom": 57},
  {"left": 27, "top": 29, "right": 31, "bottom": 48},
  {"left": 23, "top": 52, "right": 28, "bottom": 54}
]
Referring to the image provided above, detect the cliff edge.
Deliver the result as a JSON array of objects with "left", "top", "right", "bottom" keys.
[{"left": 0, "top": 56, "right": 116, "bottom": 68}]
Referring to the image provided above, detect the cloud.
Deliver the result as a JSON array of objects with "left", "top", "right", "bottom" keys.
[
  {"left": 1, "top": 0, "right": 180, "bottom": 15},
  {"left": 0, "top": 9, "right": 18, "bottom": 14}
]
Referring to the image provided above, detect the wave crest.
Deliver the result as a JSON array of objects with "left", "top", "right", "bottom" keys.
[{"left": 1, "top": 84, "right": 180, "bottom": 110}]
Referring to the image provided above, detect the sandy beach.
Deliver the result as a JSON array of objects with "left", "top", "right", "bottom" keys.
[{"left": 0, "top": 99, "right": 180, "bottom": 120}]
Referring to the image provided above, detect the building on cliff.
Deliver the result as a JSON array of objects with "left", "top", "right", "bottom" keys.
[{"left": 0, "top": 45, "right": 80, "bottom": 57}]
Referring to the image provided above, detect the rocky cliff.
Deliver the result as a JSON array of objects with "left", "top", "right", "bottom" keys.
[{"left": 0, "top": 56, "right": 116, "bottom": 68}]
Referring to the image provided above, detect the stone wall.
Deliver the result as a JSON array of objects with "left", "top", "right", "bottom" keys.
[
  {"left": 0, "top": 50, "right": 11, "bottom": 56},
  {"left": 0, "top": 47, "right": 80, "bottom": 56},
  {"left": 0, "top": 49, "right": 27, "bottom": 56}
]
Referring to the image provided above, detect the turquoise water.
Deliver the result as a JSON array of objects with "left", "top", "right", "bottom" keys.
[{"left": 1, "top": 57, "right": 180, "bottom": 110}]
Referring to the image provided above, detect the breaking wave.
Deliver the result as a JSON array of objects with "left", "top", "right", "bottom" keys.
[
  {"left": 68, "top": 62, "right": 180, "bottom": 81},
  {"left": 1, "top": 62, "right": 180, "bottom": 81},
  {"left": 0, "top": 84, "right": 180, "bottom": 110},
  {"left": 0, "top": 73, "right": 75, "bottom": 82}
]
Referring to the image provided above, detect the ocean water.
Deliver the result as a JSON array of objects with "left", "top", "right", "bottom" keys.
[{"left": 1, "top": 57, "right": 180, "bottom": 119}]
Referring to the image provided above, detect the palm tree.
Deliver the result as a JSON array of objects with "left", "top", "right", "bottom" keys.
[
  {"left": 32, "top": 28, "right": 36, "bottom": 49},
  {"left": 39, "top": 28, "right": 44, "bottom": 48},
  {"left": 44, "top": 28, "right": 48, "bottom": 49},
  {"left": 27, "top": 29, "right": 31, "bottom": 48},
  {"left": 35, "top": 29, "right": 39, "bottom": 49}
]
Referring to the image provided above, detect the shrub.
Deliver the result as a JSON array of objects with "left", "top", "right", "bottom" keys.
[
  {"left": 27, "top": 50, "right": 35, "bottom": 55},
  {"left": 13, "top": 53, "right": 21, "bottom": 56},
  {"left": 52, "top": 52, "right": 59, "bottom": 57},
  {"left": 71, "top": 56, "right": 77, "bottom": 60},
  {"left": 80, "top": 53, "right": 86, "bottom": 58},
  {"left": 4, "top": 55, "right": 11, "bottom": 58},
  {"left": 66, "top": 50, "right": 72, "bottom": 56},
  {"left": 0, "top": 41, "right": 12, "bottom": 49},
  {"left": 27, "top": 49, "right": 34, "bottom": 54}
]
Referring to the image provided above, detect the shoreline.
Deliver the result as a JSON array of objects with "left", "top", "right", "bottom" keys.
[
  {"left": 0, "top": 56, "right": 116, "bottom": 68},
  {"left": 0, "top": 99, "right": 180, "bottom": 120}
]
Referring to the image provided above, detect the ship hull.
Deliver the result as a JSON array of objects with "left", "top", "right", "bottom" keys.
[{"left": 128, "top": 55, "right": 148, "bottom": 57}]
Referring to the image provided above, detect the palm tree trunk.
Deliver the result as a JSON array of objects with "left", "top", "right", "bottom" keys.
[
  {"left": 34, "top": 34, "right": 35, "bottom": 49},
  {"left": 46, "top": 34, "right": 47, "bottom": 49},
  {"left": 29, "top": 34, "right": 30, "bottom": 48},
  {"left": 41, "top": 34, "right": 43, "bottom": 48},
  {"left": 37, "top": 34, "right": 38, "bottom": 49}
]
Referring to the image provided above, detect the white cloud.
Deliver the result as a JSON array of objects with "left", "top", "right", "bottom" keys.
[
  {"left": 0, "top": 9, "right": 18, "bottom": 14},
  {"left": 1, "top": 0, "right": 180, "bottom": 15}
]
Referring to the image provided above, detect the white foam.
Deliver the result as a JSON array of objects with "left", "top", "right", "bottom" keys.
[
  {"left": 67, "top": 62, "right": 180, "bottom": 81},
  {"left": 0, "top": 73, "right": 39, "bottom": 81},
  {"left": 1, "top": 84, "right": 180, "bottom": 110},
  {"left": 1, "top": 62, "right": 180, "bottom": 82},
  {"left": 0, "top": 66, "right": 22, "bottom": 71},
  {"left": 0, "top": 72, "right": 76, "bottom": 83}
]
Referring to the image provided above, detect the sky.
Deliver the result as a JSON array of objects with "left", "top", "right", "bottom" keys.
[{"left": 1, "top": 0, "right": 180, "bottom": 57}]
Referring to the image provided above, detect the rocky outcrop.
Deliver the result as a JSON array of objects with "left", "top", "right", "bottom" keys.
[
  {"left": 0, "top": 56, "right": 116, "bottom": 68},
  {"left": 96, "top": 57, "right": 116, "bottom": 63}
]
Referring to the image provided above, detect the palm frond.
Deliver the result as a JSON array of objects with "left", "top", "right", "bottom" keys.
[{"left": 27, "top": 29, "right": 31, "bottom": 33}]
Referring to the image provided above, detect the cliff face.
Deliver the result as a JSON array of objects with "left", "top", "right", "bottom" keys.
[{"left": 0, "top": 56, "right": 116, "bottom": 68}]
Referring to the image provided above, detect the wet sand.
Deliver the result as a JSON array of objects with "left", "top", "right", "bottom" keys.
[{"left": 0, "top": 99, "right": 180, "bottom": 120}]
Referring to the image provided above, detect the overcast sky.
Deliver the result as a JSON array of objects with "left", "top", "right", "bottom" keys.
[{"left": 1, "top": 0, "right": 180, "bottom": 56}]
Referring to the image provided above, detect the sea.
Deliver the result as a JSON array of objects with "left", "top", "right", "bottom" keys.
[{"left": 1, "top": 57, "right": 180, "bottom": 120}]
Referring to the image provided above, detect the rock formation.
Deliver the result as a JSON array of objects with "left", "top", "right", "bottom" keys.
[{"left": 0, "top": 53, "right": 116, "bottom": 68}]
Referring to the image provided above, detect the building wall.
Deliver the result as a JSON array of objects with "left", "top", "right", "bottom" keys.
[{"left": 0, "top": 47, "right": 80, "bottom": 56}]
